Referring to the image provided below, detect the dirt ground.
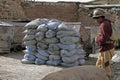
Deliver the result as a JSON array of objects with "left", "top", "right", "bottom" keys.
[{"left": 0, "top": 51, "right": 119, "bottom": 80}]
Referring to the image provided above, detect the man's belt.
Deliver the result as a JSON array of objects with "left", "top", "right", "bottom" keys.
[{"left": 105, "top": 41, "right": 114, "bottom": 44}]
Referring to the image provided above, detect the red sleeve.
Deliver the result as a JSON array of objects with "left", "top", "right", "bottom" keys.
[{"left": 95, "top": 22, "right": 111, "bottom": 44}]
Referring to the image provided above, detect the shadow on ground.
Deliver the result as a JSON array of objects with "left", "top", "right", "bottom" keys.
[
  {"left": 0, "top": 51, "right": 24, "bottom": 60},
  {"left": 85, "top": 56, "right": 97, "bottom": 65}
]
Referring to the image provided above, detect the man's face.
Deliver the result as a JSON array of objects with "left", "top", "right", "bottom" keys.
[{"left": 94, "top": 17, "right": 102, "bottom": 24}]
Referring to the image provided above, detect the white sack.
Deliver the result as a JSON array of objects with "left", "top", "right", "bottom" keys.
[
  {"left": 37, "top": 24, "right": 48, "bottom": 32},
  {"left": 46, "top": 60, "right": 61, "bottom": 66},
  {"left": 57, "top": 43, "right": 76, "bottom": 50},
  {"left": 25, "top": 18, "right": 41, "bottom": 29},
  {"left": 23, "top": 50, "right": 36, "bottom": 55},
  {"left": 35, "top": 52, "right": 48, "bottom": 61},
  {"left": 45, "top": 30, "right": 56, "bottom": 38},
  {"left": 48, "top": 44, "right": 60, "bottom": 51},
  {"left": 62, "top": 54, "right": 80, "bottom": 63},
  {"left": 44, "top": 38, "right": 59, "bottom": 44},
  {"left": 23, "top": 35, "right": 35, "bottom": 41},
  {"left": 23, "top": 29, "right": 37, "bottom": 35},
  {"left": 57, "top": 30, "right": 80, "bottom": 38},
  {"left": 58, "top": 23, "right": 73, "bottom": 31},
  {"left": 112, "top": 53, "right": 120, "bottom": 63},
  {"left": 26, "top": 45, "right": 36, "bottom": 52},
  {"left": 21, "top": 59, "right": 35, "bottom": 64},
  {"left": 35, "top": 32, "right": 44, "bottom": 41},
  {"left": 37, "top": 42, "right": 48, "bottom": 49},
  {"left": 49, "top": 54, "right": 61, "bottom": 60},
  {"left": 47, "top": 22, "right": 60, "bottom": 30},
  {"left": 35, "top": 58, "right": 46, "bottom": 65},
  {"left": 37, "top": 50, "right": 49, "bottom": 57},
  {"left": 23, "top": 40, "right": 36, "bottom": 46},
  {"left": 60, "top": 37, "right": 79, "bottom": 44},
  {"left": 24, "top": 53, "right": 36, "bottom": 61},
  {"left": 48, "top": 50, "right": 60, "bottom": 55}
]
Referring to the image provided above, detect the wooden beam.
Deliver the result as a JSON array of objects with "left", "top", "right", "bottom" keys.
[{"left": 84, "top": 4, "right": 120, "bottom": 9}]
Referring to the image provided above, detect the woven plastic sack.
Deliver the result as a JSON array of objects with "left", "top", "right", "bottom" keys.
[
  {"left": 26, "top": 45, "right": 36, "bottom": 52},
  {"left": 48, "top": 44, "right": 60, "bottom": 51},
  {"left": 60, "top": 49, "right": 76, "bottom": 57},
  {"left": 46, "top": 60, "right": 61, "bottom": 66},
  {"left": 57, "top": 43, "right": 76, "bottom": 50},
  {"left": 25, "top": 18, "right": 49, "bottom": 29},
  {"left": 49, "top": 19, "right": 62, "bottom": 23},
  {"left": 21, "top": 59, "right": 35, "bottom": 64},
  {"left": 58, "top": 23, "right": 73, "bottom": 31},
  {"left": 112, "top": 53, "right": 120, "bottom": 63},
  {"left": 44, "top": 38, "right": 59, "bottom": 44},
  {"left": 24, "top": 53, "right": 36, "bottom": 61},
  {"left": 37, "top": 24, "right": 48, "bottom": 32},
  {"left": 25, "top": 18, "right": 41, "bottom": 29},
  {"left": 78, "top": 59, "right": 86, "bottom": 65},
  {"left": 60, "top": 37, "right": 79, "bottom": 44},
  {"left": 35, "top": 32, "right": 44, "bottom": 41},
  {"left": 47, "top": 22, "right": 60, "bottom": 30},
  {"left": 23, "top": 40, "right": 36, "bottom": 46},
  {"left": 23, "top": 50, "right": 36, "bottom": 55},
  {"left": 45, "top": 30, "right": 56, "bottom": 38},
  {"left": 23, "top": 35, "right": 35, "bottom": 41},
  {"left": 49, "top": 54, "right": 61, "bottom": 60},
  {"left": 37, "top": 50, "right": 49, "bottom": 57},
  {"left": 35, "top": 58, "right": 46, "bottom": 65},
  {"left": 60, "top": 49, "right": 85, "bottom": 58},
  {"left": 37, "top": 42, "right": 48, "bottom": 49},
  {"left": 62, "top": 54, "right": 80, "bottom": 63},
  {"left": 48, "top": 50, "right": 60, "bottom": 55},
  {"left": 76, "top": 49, "right": 86, "bottom": 55},
  {"left": 23, "top": 29, "right": 37, "bottom": 35},
  {"left": 39, "top": 18, "right": 50, "bottom": 24},
  {"left": 57, "top": 30, "right": 80, "bottom": 38},
  {"left": 35, "top": 52, "right": 48, "bottom": 61}
]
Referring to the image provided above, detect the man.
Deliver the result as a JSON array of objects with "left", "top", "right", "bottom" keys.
[{"left": 92, "top": 8, "right": 115, "bottom": 76}]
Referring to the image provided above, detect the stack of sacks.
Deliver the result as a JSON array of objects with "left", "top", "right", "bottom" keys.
[
  {"left": 57, "top": 23, "right": 85, "bottom": 67},
  {"left": 36, "top": 19, "right": 62, "bottom": 65},
  {"left": 22, "top": 19, "right": 39, "bottom": 64},
  {"left": 21, "top": 18, "right": 86, "bottom": 67},
  {"left": 22, "top": 18, "right": 49, "bottom": 64}
]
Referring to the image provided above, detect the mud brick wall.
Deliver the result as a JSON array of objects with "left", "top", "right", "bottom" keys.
[
  {"left": 0, "top": 0, "right": 26, "bottom": 21},
  {"left": 13, "top": 26, "right": 26, "bottom": 43},
  {"left": 22, "top": 2, "right": 79, "bottom": 22}
]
